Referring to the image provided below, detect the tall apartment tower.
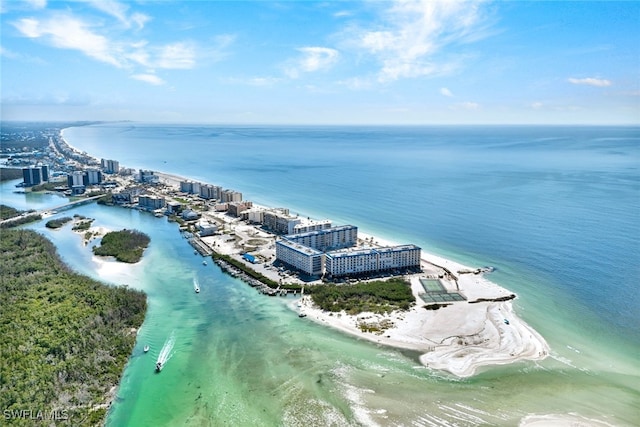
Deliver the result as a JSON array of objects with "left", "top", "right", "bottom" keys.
[
  {"left": 101, "top": 158, "right": 120, "bottom": 174},
  {"left": 40, "top": 164, "right": 49, "bottom": 182},
  {"left": 22, "top": 166, "right": 44, "bottom": 186}
]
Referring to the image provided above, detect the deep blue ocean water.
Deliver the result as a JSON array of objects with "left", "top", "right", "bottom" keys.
[{"left": 63, "top": 124, "right": 640, "bottom": 341}]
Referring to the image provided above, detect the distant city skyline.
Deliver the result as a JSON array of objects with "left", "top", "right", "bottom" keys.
[{"left": 1, "top": 0, "right": 638, "bottom": 125}]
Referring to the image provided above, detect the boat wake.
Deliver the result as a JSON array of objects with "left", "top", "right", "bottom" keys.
[
  {"left": 156, "top": 332, "right": 175, "bottom": 372},
  {"left": 193, "top": 278, "right": 200, "bottom": 293}
]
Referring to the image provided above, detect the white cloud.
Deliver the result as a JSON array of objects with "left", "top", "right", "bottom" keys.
[
  {"left": 440, "top": 87, "right": 454, "bottom": 97},
  {"left": 0, "top": 45, "right": 18, "bottom": 58},
  {"left": 155, "top": 42, "right": 196, "bottom": 69},
  {"left": 285, "top": 47, "right": 339, "bottom": 78},
  {"left": 334, "top": 10, "right": 352, "bottom": 18},
  {"left": 131, "top": 73, "right": 165, "bottom": 85},
  {"left": 531, "top": 102, "right": 543, "bottom": 109},
  {"left": 2, "top": 91, "right": 91, "bottom": 106},
  {"left": 247, "top": 77, "right": 281, "bottom": 86},
  {"left": 348, "top": 0, "right": 492, "bottom": 82},
  {"left": 13, "top": 15, "right": 123, "bottom": 67},
  {"left": 127, "top": 40, "right": 203, "bottom": 70},
  {"left": 25, "top": 0, "right": 47, "bottom": 9},
  {"left": 223, "top": 76, "right": 282, "bottom": 86},
  {"left": 0, "top": 44, "right": 46, "bottom": 64},
  {"left": 338, "top": 76, "right": 375, "bottom": 90},
  {"left": 86, "top": 0, "right": 150, "bottom": 30},
  {"left": 12, "top": 12, "right": 203, "bottom": 74},
  {"left": 568, "top": 77, "right": 612, "bottom": 87},
  {"left": 456, "top": 101, "right": 479, "bottom": 110}
]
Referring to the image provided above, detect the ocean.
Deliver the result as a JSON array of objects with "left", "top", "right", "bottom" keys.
[{"left": 3, "top": 124, "right": 639, "bottom": 426}]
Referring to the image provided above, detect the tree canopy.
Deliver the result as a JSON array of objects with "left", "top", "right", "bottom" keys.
[
  {"left": 93, "top": 229, "right": 150, "bottom": 263},
  {"left": 0, "top": 229, "right": 147, "bottom": 426}
]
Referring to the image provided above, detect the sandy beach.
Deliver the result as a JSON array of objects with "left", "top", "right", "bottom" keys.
[{"left": 297, "top": 267, "right": 548, "bottom": 378}]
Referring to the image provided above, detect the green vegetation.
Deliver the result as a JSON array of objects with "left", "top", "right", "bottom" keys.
[
  {"left": 72, "top": 219, "right": 94, "bottom": 231},
  {"left": 307, "top": 279, "right": 415, "bottom": 315},
  {"left": 0, "top": 204, "right": 22, "bottom": 220},
  {"left": 31, "top": 181, "right": 65, "bottom": 192},
  {"left": 0, "top": 167, "right": 24, "bottom": 182},
  {"left": 46, "top": 216, "right": 73, "bottom": 229},
  {"left": 93, "top": 229, "right": 150, "bottom": 263},
  {"left": 96, "top": 192, "right": 113, "bottom": 205},
  {"left": 0, "top": 229, "right": 147, "bottom": 426},
  {"left": 0, "top": 205, "right": 41, "bottom": 229}
]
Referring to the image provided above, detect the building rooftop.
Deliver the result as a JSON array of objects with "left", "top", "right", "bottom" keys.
[{"left": 277, "top": 239, "right": 323, "bottom": 256}]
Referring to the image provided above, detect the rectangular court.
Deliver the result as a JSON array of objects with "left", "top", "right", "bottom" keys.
[{"left": 419, "top": 278, "right": 466, "bottom": 304}]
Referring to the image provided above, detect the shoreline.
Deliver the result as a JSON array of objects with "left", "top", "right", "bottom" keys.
[
  {"left": 295, "top": 250, "right": 548, "bottom": 378},
  {"left": 59, "top": 127, "right": 550, "bottom": 377}
]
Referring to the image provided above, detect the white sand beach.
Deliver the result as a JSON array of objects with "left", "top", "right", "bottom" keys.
[{"left": 298, "top": 232, "right": 549, "bottom": 378}]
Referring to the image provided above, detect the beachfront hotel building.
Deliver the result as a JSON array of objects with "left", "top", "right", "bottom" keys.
[
  {"left": 221, "top": 190, "right": 243, "bottom": 203},
  {"left": 200, "top": 184, "right": 222, "bottom": 200},
  {"left": 246, "top": 208, "right": 265, "bottom": 224},
  {"left": 228, "top": 201, "right": 253, "bottom": 217},
  {"left": 180, "top": 181, "right": 202, "bottom": 194},
  {"left": 292, "top": 219, "right": 332, "bottom": 234},
  {"left": 138, "top": 169, "right": 159, "bottom": 184},
  {"left": 101, "top": 159, "right": 119, "bottom": 174},
  {"left": 286, "top": 225, "right": 357, "bottom": 252},
  {"left": 275, "top": 239, "right": 324, "bottom": 276},
  {"left": 180, "top": 180, "right": 196, "bottom": 194},
  {"left": 263, "top": 209, "right": 298, "bottom": 235},
  {"left": 275, "top": 225, "right": 359, "bottom": 276},
  {"left": 325, "top": 245, "right": 421, "bottom": 277}
]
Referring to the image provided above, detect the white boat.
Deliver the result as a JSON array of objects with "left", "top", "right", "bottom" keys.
[
  {"left": 143, "top": 345, "right": 150, "bottom": 353},
  {"left": 202, "top": 260, "right": 207, "bottom": 266},
  {"left": 194, "top": 278, "right": 200, "bottom": 293},
  {"left": 155, "top": 361, "right": 163, "bottom": 372}
]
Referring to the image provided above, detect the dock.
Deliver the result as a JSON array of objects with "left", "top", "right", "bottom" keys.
[
  {"left": 188, "top": 236, "right": 212, "bottom": 256},
  {"left": 214, "top": 258, "right": 296, "bottom": 296}
]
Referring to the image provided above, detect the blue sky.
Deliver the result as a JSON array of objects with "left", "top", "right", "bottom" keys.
[{"left": 1, "top": 0, "right": 638, "bottom": 124}]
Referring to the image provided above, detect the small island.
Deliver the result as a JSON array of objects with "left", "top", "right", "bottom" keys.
[
  {"left": 93, "top": 229, "right": 151, "bottom": 263},
  {"left": 45, "top": 216, "right": 73, "bottom": 229}
]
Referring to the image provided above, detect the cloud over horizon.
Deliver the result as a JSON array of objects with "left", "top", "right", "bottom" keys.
[
  {"left": 131, "top": 73, "right": 165, "bottom": 86},
  {"left": 347, "top": 0, "right": 493, "bottom": 82},
  {"left": 568, "top": 77, "right": 612, "bottom": 87},
  {"left": 285, "top": 47, "right": 339, "bottom": 78}
]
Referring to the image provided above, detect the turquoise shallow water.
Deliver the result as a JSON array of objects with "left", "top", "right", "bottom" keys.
[{"left": 3, "top": 124, "right": 639, "bottom": 425}]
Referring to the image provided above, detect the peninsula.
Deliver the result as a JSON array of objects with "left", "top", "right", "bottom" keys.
[{"left": 9, "top": 126, "right": 550, "bottom": 377}]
